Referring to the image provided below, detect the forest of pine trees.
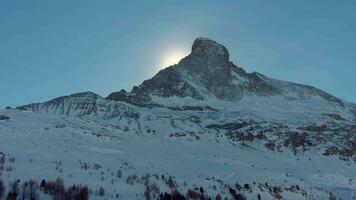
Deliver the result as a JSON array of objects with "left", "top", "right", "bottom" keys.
[{"left": 0, "top": 178, "right": 89, "bottom": 200}]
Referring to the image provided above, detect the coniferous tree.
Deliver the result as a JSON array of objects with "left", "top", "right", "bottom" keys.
[
  {"left": 40, "top": 179, "right": 46, "bottom": 189},
  {"left": 0, "top": 179, "right": 5, "bottom": 199},
  {"left": 28, "top": 180, "right": 39, "bottom": 200},
  {"left": 6, "top": 191, "right": 17, "bottom": 200}
]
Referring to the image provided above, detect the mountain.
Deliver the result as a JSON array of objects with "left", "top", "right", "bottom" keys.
[
  {"left": 1, "top": 38, "right": 355, "bottom": 200},
  {"left": 107, "top": 37, "right": 356, "bottom": 123},
  {"left": 18, "top": 37, "right": 356, "bottom": 123},
  {"left": 109, "top": 38, "right": 338, "bottom": 102}
]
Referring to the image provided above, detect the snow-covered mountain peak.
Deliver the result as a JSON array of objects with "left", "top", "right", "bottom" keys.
[
  {"left": 191, "top": 37, "right": 230, "bottom": 61},
  {"left": 106, "top": 38, "right": 356, "bottom": 122},
  {"left": 179, "top": 37, "right": 232, "bottom": 77}
]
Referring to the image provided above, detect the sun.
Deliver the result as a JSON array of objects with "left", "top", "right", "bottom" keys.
[{"left": 160, "top": 50, "right": 187, "bottom": 68}]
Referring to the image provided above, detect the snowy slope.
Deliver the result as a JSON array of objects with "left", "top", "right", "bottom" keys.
[{"left": 0, "top": 105, "right": 355, "bottom": 200}]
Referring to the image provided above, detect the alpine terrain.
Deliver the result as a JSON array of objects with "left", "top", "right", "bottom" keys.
[{"left": 0, "top": 38, "right": 355, "bottom": 200}]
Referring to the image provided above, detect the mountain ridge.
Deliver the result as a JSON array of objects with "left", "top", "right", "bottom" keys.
[{"left": 16, "top": 37, "right": 356, "bottom": 123}]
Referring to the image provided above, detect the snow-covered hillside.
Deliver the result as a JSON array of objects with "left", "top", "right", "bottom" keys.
[
  {"left": 0, "top": 103, "right": 355, "bottom": 200},
  {"left": 0, "top": 38, "right": 355, "bottom": 200}
]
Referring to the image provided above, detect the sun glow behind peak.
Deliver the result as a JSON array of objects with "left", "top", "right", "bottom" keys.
[{"left": 159, "top": 50, "right": 188, "bottom": 69}]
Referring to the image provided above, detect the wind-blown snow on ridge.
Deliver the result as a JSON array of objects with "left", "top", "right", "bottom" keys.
[{"left": 17, "top": 91, "right": 140, "bottom": 120}]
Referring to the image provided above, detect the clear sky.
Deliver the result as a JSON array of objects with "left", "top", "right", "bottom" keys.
[{"left": 1, "top": 0, "right": 355, "bottom": 108}]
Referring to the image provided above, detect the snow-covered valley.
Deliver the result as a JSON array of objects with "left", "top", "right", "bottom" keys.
[{"left": 0, "top": 101, "right": 355, "bottom": 200}]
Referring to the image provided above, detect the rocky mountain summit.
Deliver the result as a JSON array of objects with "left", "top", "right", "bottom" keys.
[
  {"left": 106, "top": 37, "right": 356, "bottom": 122},
  {"left": 108, "top": 38, "right": 336, "bottom": 101},
  {"left": 108, "top": 37, "right": 280, "bottom": 102}
]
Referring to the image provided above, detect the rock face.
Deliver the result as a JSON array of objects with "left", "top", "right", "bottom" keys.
[
  {"left": 176, "top": 37, "right": 280, "bottom": 101},
  {"left": 0, "top": 114, "right": 10, "bottom": 120},
  {"left": 107, "top": 38, "right": 279, "bottom": 102}
]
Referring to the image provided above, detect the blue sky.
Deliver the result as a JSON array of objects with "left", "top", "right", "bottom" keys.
[{"left": 1, "top": 0, "right": 355, "bottom": 108}]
